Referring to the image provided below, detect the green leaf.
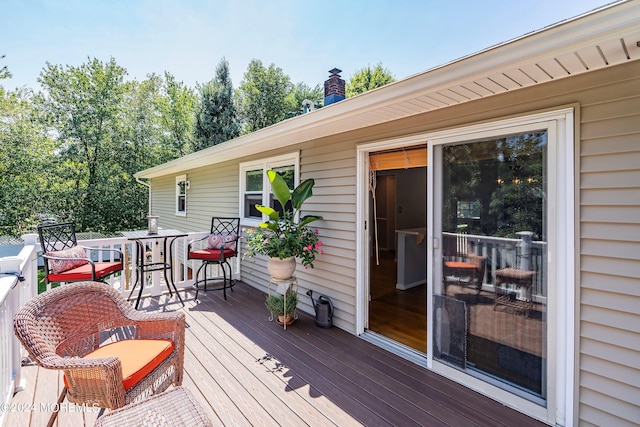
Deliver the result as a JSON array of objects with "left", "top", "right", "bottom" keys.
[
  {"left": 256, "top": 204, "right": 279, "bottom": 221},
  {"left": 267, "top": 169, "right": 291, "bottom": 208},
  {"left": 259, "top": 221, "right": 278, "bottom": 231},
  {"left": 299, "top": 215, "right": 323, "bottom": 227},
  {"left": 291, "top": 178, "right": 314, "bottom": 210}
]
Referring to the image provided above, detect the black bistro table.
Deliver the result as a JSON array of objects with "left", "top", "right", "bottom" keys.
[{"left": 122, "top": 229, "right": 187, "bottom": 309}]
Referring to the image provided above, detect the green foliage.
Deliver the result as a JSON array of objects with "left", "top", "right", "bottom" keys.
[
  {"left": 0, "top": 54, "right": 329, "bottom": 238},
  {"left": 0, "top": 57, "right": 198, "bottom": 236},
  {"left": 346, "top": 63, "right": 395, "bottom": 98},
  {"left": 193, "top": 58, "right": 239, "bottom": 151},
  {"left": 0, "top": 87, "right": 57, "bottom": 236},
  {"left": 285, "top": 82, "right": 323, "bottom": 117},
  {"left": 38, "top": 57, "right": 130, "bottom": 232},
  {"left": 236, "top": 59, "right": 293, "bottom": 133},
  {"left": 442, "top": 132, "right": 546, "bottom": 239},
  {"left": 243, "top": 170, "right": 323, "bottom": 268},
  {"left": 158, "top": 72, "right": 197, "bottom": 157},
  {"left": 0, "top": 54, "right": 11, "bottom": 82},
  {"left": 265, "top": 290, "right": 298, "bottom": 316}
]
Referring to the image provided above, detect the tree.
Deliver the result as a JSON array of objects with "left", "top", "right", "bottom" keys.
[
  {"left": 193, "top": 58, "right": 239, "bottom": 150},
  {"left": 0, "top": 54, "right": 11, "bottom": 82},
  {"left": 158, "top": 72, "right": 197, "bottom": 157},
  {"left": 346, "top": 63, "right": 395, "bottom": 98},
  {"left": 0, "top": 87, "right": 57, "bottom": 237},
  {"left": 38, "top": 57, "right": 132, "bottom": 232},
  {"left": 236, "top": 59, "right": 292, "bottom": 133},
  {"left": 285, "top": 82, "right": 323, "bottom": 118}
]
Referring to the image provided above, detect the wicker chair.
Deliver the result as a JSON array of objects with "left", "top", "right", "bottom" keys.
[{"left": 13, "top": 281, "right": 185, "bottom": 427}]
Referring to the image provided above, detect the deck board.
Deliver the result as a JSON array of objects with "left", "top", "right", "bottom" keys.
[{"left": 6, "top": 282, "right": 546, "bottom": 427}]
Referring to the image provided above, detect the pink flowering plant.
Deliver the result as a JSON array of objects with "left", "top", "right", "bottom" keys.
[{"left": 243, "top": 170, "right": 323, "bottom": 269}]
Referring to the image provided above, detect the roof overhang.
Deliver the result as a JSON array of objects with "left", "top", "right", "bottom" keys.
[{"left": 136, "top": 0, "right": 640, "bottom": 179}]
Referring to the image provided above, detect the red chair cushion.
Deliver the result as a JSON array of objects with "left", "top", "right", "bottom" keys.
[
  {"left": 46, "top": 246, "right": 89, "bottom": 273},
  {"left": 64, "top": 339, "right": 174, "bottom": 391},
  {"left": 189, "top": 248, "right": 237, "bottom": 261},
  {"left": 47, "top": 261, "right": 122, "bottom": 282}
]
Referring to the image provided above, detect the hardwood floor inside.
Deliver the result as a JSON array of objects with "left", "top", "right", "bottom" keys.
[
  {"left": 367, "top": 251, "right": 545, "bottom": 396},
  {"left": 368, "top": 250, "right": 427, "bottom": 353}
]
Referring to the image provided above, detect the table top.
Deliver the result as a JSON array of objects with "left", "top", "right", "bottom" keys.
[{"left": 121, "top": 229, "right": 187, "bottom": 240}]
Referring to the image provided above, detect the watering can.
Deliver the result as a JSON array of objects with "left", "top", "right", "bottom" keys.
[{"left": 306, "top": 290, "right": 334, "bottom": 328}]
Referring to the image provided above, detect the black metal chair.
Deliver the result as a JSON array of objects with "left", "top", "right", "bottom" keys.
[
  {"left": 38, "top": 222, "right": 123, "bottom": 286},
  {"left": 187, "top": 217, "right": 240, "bottom": 300}
]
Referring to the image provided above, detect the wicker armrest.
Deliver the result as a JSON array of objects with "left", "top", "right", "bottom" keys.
[
  {"left": 64, "top": 356, "right": 126, "bottom": 408},
  {"left": 133, "top": 311, "right": 186, "bottom": 342}
]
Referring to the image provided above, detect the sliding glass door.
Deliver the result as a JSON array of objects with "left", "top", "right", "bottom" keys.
[{"left": 433, "top": 129, "right": 548, "bottom": 401}]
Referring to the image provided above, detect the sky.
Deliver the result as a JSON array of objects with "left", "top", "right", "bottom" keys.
[{"left": 1, "top": 0, "right": 618, "bottom": 92}]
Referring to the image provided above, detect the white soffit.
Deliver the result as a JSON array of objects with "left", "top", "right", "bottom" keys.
[{"left": 137, "top": 1, "right": 640, "bottom": 179}]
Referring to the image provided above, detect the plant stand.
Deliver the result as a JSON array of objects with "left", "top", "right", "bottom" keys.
[{"left": 267, "top": 276, "right": 298, "bottom": 330}]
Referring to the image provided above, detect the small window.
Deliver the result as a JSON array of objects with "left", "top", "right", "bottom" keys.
[
  {"left": 244, "top": 169, "right": 263, "bottom": 219},
  {"left": 176, "top": 174, "right": 188, "bottom": 216},
  {"left": 239, "top": 153, "right": 300, "bottom": 225},
  {"left": 457, "top": 200, "right": 481, "bottom": 219}
]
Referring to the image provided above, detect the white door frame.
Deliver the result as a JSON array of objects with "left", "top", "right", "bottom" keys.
[{"left": 355, "top": 108, "right": 575, "bottom": 426}]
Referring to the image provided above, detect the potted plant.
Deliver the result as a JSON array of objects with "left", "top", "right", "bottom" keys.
[
  {"left": 243, "top": 170, "right": 323, "bottom": 279},
  {"left": 265, "top": 290, "right": 298, "bottom": 325}
]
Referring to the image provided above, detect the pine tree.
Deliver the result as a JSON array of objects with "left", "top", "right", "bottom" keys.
[{"left": 193, "top": 58, "right": 239, "bottom": 151}]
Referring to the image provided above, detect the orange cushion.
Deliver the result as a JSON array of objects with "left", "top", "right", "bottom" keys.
[
  {"left": 47, "top": 261, "right": 122, "bottom": 282},
  {"left": 64, "top": 339, "right": 174, "bottom": 391},
  {"left": 444, "top": 261, "right": 477, "bottom": 270}
]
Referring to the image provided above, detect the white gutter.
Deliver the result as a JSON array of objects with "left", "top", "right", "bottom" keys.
[{"left": 135, "top": 176, "right": 152, "bottom": 215}]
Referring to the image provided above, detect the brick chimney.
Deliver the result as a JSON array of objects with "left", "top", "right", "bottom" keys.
[{"left": 324, "top": 68, "right": 345, "bottom": 106}]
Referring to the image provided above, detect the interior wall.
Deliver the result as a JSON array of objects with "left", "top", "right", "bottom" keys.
[{"left": 396, "top": 167, "right": 427, "bottom": 230}]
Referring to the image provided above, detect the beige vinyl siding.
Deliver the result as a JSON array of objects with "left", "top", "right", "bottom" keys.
[
  {"left": 299, "top": 140, "right": 359, "bottom": 331},
  {"left": 578, "top": 65, "right": 640, "bottom": 426},
  {"left": 150, "top": 160, "right": 239, "bottom": 232},
  {"left": 238, "top": 140, "right": 361, "bottom": 332},
  {"left": 147, "top": 59, "right": 640, "bottom": 425}
]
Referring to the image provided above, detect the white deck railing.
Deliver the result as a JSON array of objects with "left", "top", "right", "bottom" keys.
[
  {"left": 40, "top": 231, "right": 240, "bottom": 299},
  {"left": 0, "top": 242, "right": 38, "bottom": 427},
  {"left": 443, "top": 231, "right": 547, "bottom": 301}
]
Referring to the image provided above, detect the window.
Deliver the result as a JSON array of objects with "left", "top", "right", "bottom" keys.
[
  {"left": 176, "top": 175, "right": 188, "bottom": 216},
  {"left": 240, "top": 153, "right": 299, "bottom": 225},
  {"left": 457, "top": 200, "right": 481, "bottom": 220}
]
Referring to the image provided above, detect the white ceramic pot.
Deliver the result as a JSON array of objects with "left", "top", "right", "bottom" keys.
[{"left": 267, "top": 256, "right": 296, "bottom": 280}]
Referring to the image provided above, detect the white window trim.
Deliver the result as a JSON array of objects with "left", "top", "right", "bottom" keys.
[
  {"left": 356, "top": 108, "right": 575, "bottom": 426},
  {"left": 239, "top": 152, "right": 300, "bottom": 227},
  {"left": 175, "top": 174, "right": 188, "bottom": 217}
]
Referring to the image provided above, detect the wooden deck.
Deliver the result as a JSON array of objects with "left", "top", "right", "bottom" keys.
[{"left": 5, "top": 282, "right": 546, "bottom": 426}]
